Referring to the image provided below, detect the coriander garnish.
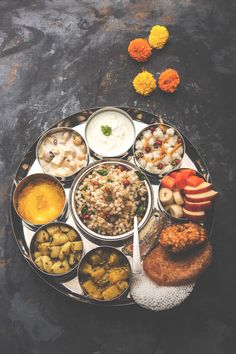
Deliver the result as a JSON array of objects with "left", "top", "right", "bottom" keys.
[{"left": 101, "top": 125, "right": 112, "bottom": 136}]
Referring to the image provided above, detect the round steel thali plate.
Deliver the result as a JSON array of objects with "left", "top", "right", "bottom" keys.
[{"left": 10, "top": 107, "right": 214, "bottom": 306}]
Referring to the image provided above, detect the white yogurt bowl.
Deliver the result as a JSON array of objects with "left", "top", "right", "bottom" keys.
[{"left": 85, "top": 107, "right": 135, "bottom": 158}]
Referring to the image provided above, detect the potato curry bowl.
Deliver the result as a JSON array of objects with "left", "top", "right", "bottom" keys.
[
  {"left": 30, "top": 222, "right": 83, "bottom": 277},
  {"left": 78, "top": 247, "right": 131, "bottom": 301}
]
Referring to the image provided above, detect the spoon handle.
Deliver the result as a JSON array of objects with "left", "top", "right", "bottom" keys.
[{"left": 132, "top": 216, "right": 143, "bottom": 274}]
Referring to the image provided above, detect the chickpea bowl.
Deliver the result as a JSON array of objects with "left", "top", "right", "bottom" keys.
[
  {"left": 30, "top": 222, "right": 83, "bottom": 277},
  {"left": 36, "top": 127, "right": 89, "bottom": 181},
  {"left": 78, "top": 246, "right": 131, "bottom": 302},
  {"left": 133, "top": 123, "right": 185, "bottom": 178}
]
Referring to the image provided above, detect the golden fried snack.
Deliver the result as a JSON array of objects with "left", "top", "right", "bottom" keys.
[
  {"left": 143, "top": 242, "right": 212, "bottom": 286},
  {"left": 159, "top": 222, "right": 207, "bottom": 254}
]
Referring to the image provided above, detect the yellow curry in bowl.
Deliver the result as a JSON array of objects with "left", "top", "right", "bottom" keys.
[
  {"left": 78, "top": 247, "right": 131, "bottom": 301},
  {"left": 30, "top": 222, "right": 83, "bottom": 276},
  {"left": 15, "top": 174, "right": 66, "bottom": 225}
]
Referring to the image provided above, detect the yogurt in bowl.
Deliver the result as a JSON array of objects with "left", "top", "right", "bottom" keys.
[{"left": 85, "top": 107, "right": 135, "bottom": 158}]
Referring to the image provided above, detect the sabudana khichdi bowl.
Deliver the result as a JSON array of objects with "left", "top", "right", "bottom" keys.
[{"left": 69, "top": 159, "right": 154, "bottom": 242}]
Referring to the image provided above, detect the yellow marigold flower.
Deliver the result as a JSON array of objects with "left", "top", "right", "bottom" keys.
[
  {"left": 148, "top": 25, "right": 169, "bottom": 49},
  {"left": 133, "top": 71, "right": 157, "bottom": 96},
  {"left": 128, "top": 38, "right": 152, "bottom": 62}
]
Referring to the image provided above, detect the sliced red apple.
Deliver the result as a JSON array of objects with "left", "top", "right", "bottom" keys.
[
  {"left": 183, "top": 181, "right": 212, "bottom": 195},
  {"left": 183, "top": 208, "right": 205, "bottom": 222},
  {"left": 185, "top": 190, "right": 219, "bottom": 203},
  {"left": 184, "top": 199, "right": 211, "bottom": 212}
]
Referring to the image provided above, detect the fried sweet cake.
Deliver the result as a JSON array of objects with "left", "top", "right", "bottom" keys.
[{"left": 143, "top": 242, "right": 212, "bottom": 286}]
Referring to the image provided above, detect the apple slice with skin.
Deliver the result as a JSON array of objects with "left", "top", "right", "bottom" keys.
[
  {"left": 183, "top": 208, "right": 205, "bottom": 222},
  {"left": 183, "top": 181, "right": 212, "bottom": 195},
  {"left": 184, "top": 199, "right": 211, "bottom": 212},
  {"left": 185, "top": 190, "right": 219, "bottom": 203}
]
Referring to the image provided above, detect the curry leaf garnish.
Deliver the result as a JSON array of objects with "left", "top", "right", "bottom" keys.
[{"left": 96, "top": 169, "right": 109, "bottom": 176}]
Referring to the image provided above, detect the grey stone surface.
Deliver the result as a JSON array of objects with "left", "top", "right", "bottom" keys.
[{"left": 0, "top": 0, "right": 236, "bottom": 353}]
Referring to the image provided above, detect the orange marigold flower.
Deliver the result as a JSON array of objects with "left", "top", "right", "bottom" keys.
[
  {"left": 158, "top": 68, "right": 180, "bottom": 93},
  {"left": 128, "top": 38, "right": 152, "bottom": 62},
  {"left": 133, "top": 71, "right": 157, "bottom": 96}
]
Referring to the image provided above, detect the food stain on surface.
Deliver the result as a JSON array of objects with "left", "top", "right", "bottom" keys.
[{"left": 3, "top": 63, "right": 21, "bottom": 88}]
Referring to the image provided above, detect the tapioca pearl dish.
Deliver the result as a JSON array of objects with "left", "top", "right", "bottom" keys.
[
  {"left": 134, "top": 124, "right": 184, "bottom": 175},
  {"left": 74, "top": 164, "right": 148, "bottom": 236},
  {"left": 85, "top": 109, "right": 135, "bottom": 157},
  {"left": 37, "top": 129, "right": 88, "bottom": 178}
]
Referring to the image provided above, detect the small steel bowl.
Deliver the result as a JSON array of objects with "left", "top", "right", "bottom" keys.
[
  {"left": 133, "top": 123, "right": 186, "bottom": 179},
  {"left": 157, "top": 167, "right": 207, "bottom": 222},
  {"left": 29, "top": 221, "right": 84, "bottom": 278},
  {"left": 69, "top": 159, "right": 154, "bottom": 242},
  {"left": 85, "top": 106, "right": 135, "bottom": 159},
  {"left": 36, "top": 127, "right": 89, "bottom": 182},
  {"left": 13, "top": 173, "right": 68, "bottom": 230},
  {"left": 78, "top": 246, "right": 131, "bottom": 302}
]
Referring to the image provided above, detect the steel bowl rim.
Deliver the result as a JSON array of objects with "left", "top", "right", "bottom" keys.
[
  {"left": 29, "top": 221, "right": 84, "bottom": 278},
  {"left": 133, "top": 122, "right": 186, "bottom": 178},
  {"left": 13, "top": 173, "right": 68, "bottom": 228},
  {"left": 84, "top": 106, "right": 136, "bottom": 159},
  {"left": 36, "top": 126, "right": 90, "bottom": 181},
  {"left": 157, "top": 167, "right": 207, "bottom": 222},
  {"left": 77, "top": 245, "right": 132, "bottom": 302},
  {"left": 69, "top": 158, "right": 154, "bottom": 242}
]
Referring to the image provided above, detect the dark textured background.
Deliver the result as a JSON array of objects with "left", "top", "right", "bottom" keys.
[{"left": 1, "top": 1, "right": 236, "bottom": 353}]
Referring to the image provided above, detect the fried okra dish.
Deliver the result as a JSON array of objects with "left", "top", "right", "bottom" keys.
[
  {"left": 74, "top": 164, "right": 148, "bottom": 236},
  {"left": 78, "top": 247, "right": 131, "bottom": 301},
  {"left": 31, "top": 223, "right": 83, "bottom": 275}
]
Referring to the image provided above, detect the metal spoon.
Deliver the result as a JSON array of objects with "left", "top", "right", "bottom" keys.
[{"left": 132, "top": 216, "right": 143, "bottom": 275}]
